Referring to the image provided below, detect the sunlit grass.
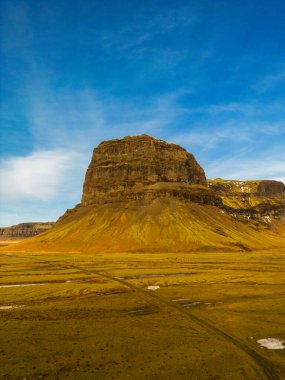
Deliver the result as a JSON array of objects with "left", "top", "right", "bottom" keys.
[{"left": 1, "top": 248, "right": 284, "bottom": 379}]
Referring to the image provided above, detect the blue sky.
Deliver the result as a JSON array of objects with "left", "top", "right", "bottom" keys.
[{"left": 1, "top": 0, "right": 285, "bottom": 226}]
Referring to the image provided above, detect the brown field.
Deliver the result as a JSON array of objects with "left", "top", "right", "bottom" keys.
[{"left": 1, "top": 248, "right": 285, "bottom": 379}]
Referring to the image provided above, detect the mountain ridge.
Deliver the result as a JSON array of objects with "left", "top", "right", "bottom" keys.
[
  {"left": 1, "top": 135, "right": 284, "bottom": 253},
  {"left": 0, "top": 222, "right": 55, "bottom": 245}
]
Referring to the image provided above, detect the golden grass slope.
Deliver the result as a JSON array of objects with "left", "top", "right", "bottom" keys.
[{"left": 2, "top": 198, "right": 285, "bottom": 253}]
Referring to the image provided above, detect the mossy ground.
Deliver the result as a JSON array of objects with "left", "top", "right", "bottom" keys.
[{"left": 1, "top": 249, "right": 285, "bottom": 379}]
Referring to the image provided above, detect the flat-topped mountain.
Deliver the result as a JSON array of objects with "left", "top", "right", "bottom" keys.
[
  {"left": 82, "top": 134, "right": 208, "bottom": 205},
  {"left": 2, "top": 135, "right": 285, "bottom": 253}
]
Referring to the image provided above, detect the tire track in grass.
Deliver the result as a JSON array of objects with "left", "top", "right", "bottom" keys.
[
  {"left": 2, "top": 252, "right": 280, "bottom": 380},
  {"left": 81, "top": 267, "right": 279, "bottom": 380}
]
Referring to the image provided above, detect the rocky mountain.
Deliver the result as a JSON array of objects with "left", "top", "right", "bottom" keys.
[
  {"left": 2, "top": 135, "right": 285, "bottom": 253},
  {"left": 0, "top": 222, "right": 55, "bottom": 244},
  {"left": 208, "top": 179, "right": 285, "bottom": 222},
  {"left": 81, "top": 134, "right": 210, "bottom": 205}
]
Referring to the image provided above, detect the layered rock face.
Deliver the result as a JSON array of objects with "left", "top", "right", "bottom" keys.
[
  {"left": 0, "top": 222, "right": 54, "bottom": 241},
  {"left": 82, "top": 134, "right": 211, "bottom": 205},
  {"left": 208, "top": 179, "right": 285, "bottom": 222},
  {"left": 2, "top": 135, "right": 285, "bottom": 253},
  {"left": 256, "top": 180, "right": 285, "bottom": 196}
]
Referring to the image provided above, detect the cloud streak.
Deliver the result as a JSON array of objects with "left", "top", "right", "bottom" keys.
[
  {"left": 206, "top": 156, "right": 285, "bottom": 184},
  {"left": 254, "top": 71, "right": 285, "bottom": 93},
  {"left": 0, "top": 150, "right": 87, "bottom": 202}
]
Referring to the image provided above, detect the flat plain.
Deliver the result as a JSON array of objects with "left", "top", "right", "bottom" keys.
[{"left": 1, "top": 248, "right": 285, "bottom": 380}]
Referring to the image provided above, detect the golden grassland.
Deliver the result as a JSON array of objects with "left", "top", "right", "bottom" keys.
[
  {"left": 1, "top": 248, "right": 285, "bottom": 379},
  {"left": 0, "top": 239, "right": 25, "bottom": 246}
]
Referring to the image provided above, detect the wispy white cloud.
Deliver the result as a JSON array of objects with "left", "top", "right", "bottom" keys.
[
  {"left": 25, "top": 84, "right": 285, "bottom": 156},
  {"left": 94, "top": 5, "right": 197, "bottom": 63},
  {"left": 206, "top": 156, "right": 285, "bottom": 183},
  {"left": 0, "top": 150, "right": 87, "bottom": 202},
  {"left": 5, "top": 86, "right": 284, "bottom": 203},
  {"left": 172, "top": 127, "right": 252, "bottom": 150},
  {"left": 172, "top": 120, "right": 284, "bottom": 153},
  {"left": 184, "top": 100, "right": 285, "bottom": 117},
  {"left": 253, "top": 71, "right": 285, "bottom": 93},
  {"left": 22, "top": 86, "right": 190, "bottom": 152},
  {"left": 1, "top": 1, "right": 285, "bottom": 227},
  {"left": 0, "top": 88, "right": 189, "bottom": 225},
  {"left": 26, "top": 88, "right": 106, "bottom": 151}
]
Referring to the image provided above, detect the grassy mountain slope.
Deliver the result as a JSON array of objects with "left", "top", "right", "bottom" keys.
[{"left": 3, "top": 198, "right": 285, "bottom": 253}]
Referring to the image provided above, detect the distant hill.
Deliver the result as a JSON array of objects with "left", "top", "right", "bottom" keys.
[
  {"left": 0, "top": 222, "right": 55, "bottom": 246},
  {"left": 208, "top": 178, "right": 285, "bottom": 222},
  {"left": 2, "top": 135, "right": 285, "bottom": 253}
]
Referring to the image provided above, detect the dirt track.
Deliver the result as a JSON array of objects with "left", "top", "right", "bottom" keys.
[{"left": 2, "top": 252, "right": 280, "bottom": 380}]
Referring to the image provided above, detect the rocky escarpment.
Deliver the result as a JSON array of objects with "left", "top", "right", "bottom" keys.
[
  {"left": 81, "top": 134, "right": 218, "bottom": 206},
  {"left": 2, "top": 135, "right": 284, "bottom": 253},
  {"left": 0, "top": 222, "right": 54, "bottom": 241},
  {"left": 256, "top": 180, "right": 285, "bottom": 196},
  {"left": 208, "top": 179, "right": 285, "bottom": 222}
]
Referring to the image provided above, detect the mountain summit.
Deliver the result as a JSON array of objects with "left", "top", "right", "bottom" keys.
[
  {"left": 82, "top": 134, "right": 208, "bottom": 205},
  {"left": 3, "top": 135, "right": 285, "bottom": 253}
]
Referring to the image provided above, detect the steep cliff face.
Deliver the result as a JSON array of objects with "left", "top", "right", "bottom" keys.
[
  {"left": 256, "top": 180, "right": 285, "bottom": 196},
  {"left": 0, "top": 222, "right": 54, "bottom": 241},
  {"left": 2, "top": 135, "right": 284, "bottom": 253},
  {"left": 208, "top": 179, "right": 285, "bottom": 222},
  {"left": 82, "top": 134, "right": 208, "bottom": 205}
]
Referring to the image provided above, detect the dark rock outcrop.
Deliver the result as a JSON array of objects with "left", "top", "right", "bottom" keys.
[
  {"left": 256, "top": 180, "right": 285, "bottom": 196},
  {"left": 208, "top": 179, "right": 285, "bottom": 222},
  {"left": 82, "top": 134, "right": 209, "bottom": 205},
  {"left": 0, "top": 222, "right": 54, "bottom": 240}
]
